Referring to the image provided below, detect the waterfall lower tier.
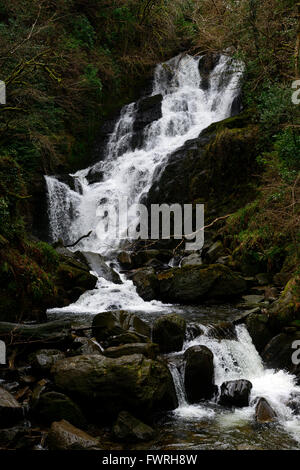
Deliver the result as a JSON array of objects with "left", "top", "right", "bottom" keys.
[{"left": 165, "top": 323, "right": 300, "bottom": 447}]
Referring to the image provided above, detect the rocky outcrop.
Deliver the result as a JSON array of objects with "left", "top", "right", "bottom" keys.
[
  {"left": 48, "top": 420, "right": 100, "bottom": 450},
  {"left": 113, "top": 411, "right": 155, "bottom": 442},
  {"left": 246, "top": 313, "right": 273, "bottom": 353},
  {"left": 152, "top": 314, "right": 186, "bottom": 353},
  {"left": 156, "top": 264, "right": 246, "bottom": 303},
  {"left": 128, "top": 267, "right": 159, "bottom": 301},
  {"left": 52, "top": 354, "right": 177, "bottom": 420},
  {"left": 184, "top": 346, "right": 215, "bottom": 402},
  {"left": 92, "top": 310, "right": 150, "bottom": 344},
  {"left": 261, "top": 331, "right": 300, "bottom": 372},
  {"left": 255, "top": 397, "right": 277, "bottom": 424},
  {"left": 146, "top": 112, "right": 258, "bottom": 224},
  {"left": 219, "top": 379, "right": 252, "bottom": 408}
]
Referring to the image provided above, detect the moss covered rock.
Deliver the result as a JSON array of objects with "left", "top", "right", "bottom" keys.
[
  {"left": 156, "top": 264, "right": 246, "bottom": 303},
  {"left": 52, "top": 354, "right": 177, "bottom": 421},
  {"left": 152, "top": 314, "right": 186, "bottom": 353}
]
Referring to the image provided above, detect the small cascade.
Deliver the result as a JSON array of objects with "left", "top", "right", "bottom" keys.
[{"left": 166, "top": 323, "right": 300, "bottom": 443}]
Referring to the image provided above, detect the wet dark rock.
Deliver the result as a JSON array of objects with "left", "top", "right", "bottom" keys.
[
  {"left": 156, "top": 264, "right": 247, "bottom": 303},
  {"left": 246, "top": 313, "right": 273, "bottom": 353},
  {"left": 56, "top": 174, "right": 76, "bottom": 191},
  {"left": 230, "top": 93, "right": 243, "bottom": 116},
  {"left": 204, "top": 241, "right": 225, "bottom": 263},
  {"left": 117, "top": 251, "right": 133, "bottom": 269},
  {"left": 28, "top": 349, "right": 65, "bottom": 372},
  {"left": 255, "top": 397, "right": 277, "bottom": 424},
  {"left": 208, "top": 321, "right": 237, "bottom": 340},
  {"left": 80, "top": 251, "right": 122, "bottom": 284},
  {"left": 71, "top": 337, "right": 103, "bottom": 356},
  {"left": 198, "top": 53, "right": 220, "bottom": 90},
  {"left": 103, "top": 343, "right": 158, "bottom": 359},
  {"left": 48, "top": 420, "right": 101, "bottom": 450},
  {"left": 0, "top": 387, "right": 23, "bottom": 428},
  {"left": 152, "top": 314, "right": 186, "bottom": 354},
  {"left": 128, "top": 267, "right": 159, "bottom": 301},
  {"left": 52, "top": 354, "right": 178, "bottom": 420},
  {"left": 261, "top": 332, "right": 300, "bottom": 372},
  {"left": 33, "top": 391, "right": 86, "bottom": 427},
  {"left": 92, "top": 310, "right": 150, "bottom": 344},
  {"left": 86, "top": 167, "right": 104, "bottom": 185},
  {"left": 184, "top": 346, "right": 215, "bottom": 402},
  {"left": 133, "top": 94, "right": 163, "bottom": 132},
  {"left": 146, "top": 112, "right": 258, "bottom": 226},
  {"left": 113, "top": 411, "right": 156, "bottom": 442},
  {"left": 219, "top": 379, "right": 252, "bottom": 408}
]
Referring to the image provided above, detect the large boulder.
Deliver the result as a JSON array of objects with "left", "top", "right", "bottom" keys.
[
  {"left": 146, "top": 112, "right": 258, "bottom": 225},
  {"left": 255, "top": 397, "right": 277, "bottom": 424},
  {"left": 246, "top": 313, "right": 273, "bottom": 353},
  {"left": 48, "top": 420, "right": 100, "bottom": 450},
  {"left": 0, "top": 387, "right": 23, "bottom": 428},
  {"left": 261, "top": 332, "right": 300, "bottom": 372},
  {"left": 92, "top": 310, "right": 150, "bottom": 344},
  {"left": 52, "top": 354, "right": 177, "bottom": 420},
  {"left": 112, "top": 411, "right": 155, "bottom": 442},
  {"left": 33, "top": 391, "right": 86, "bottom": 427},
  {"left": 128, "top": 267, "right": 159, "bottom": 301},
  {"left": 156, "top": 264, "right": 246, "bottom": 303},
  {"left": 152, "top": 314, "right": 186, "bottom": 353},
  {"left": 184, "top": 346, "right": 215, "bottom": 402},
  {"left": 133, "top": 94, "right": 163, "bottom": 132},
  {"left": 219, "top": 379, "right": 252, "bottom": 408},
  {"left": 267, "top": 276, "right": 300, "bottom": 332}
]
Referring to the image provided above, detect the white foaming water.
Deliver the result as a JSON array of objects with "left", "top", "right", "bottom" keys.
[
  {"left": 169, "top": 324, "right": 300, "bottom": 442},
  {"left": 46, "top": 53, "right": 242, "bottom": 315}
]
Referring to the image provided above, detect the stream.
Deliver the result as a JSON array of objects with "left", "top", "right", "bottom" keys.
[{"left": 44, "top": 53, "right": 300, "bottom": 450}]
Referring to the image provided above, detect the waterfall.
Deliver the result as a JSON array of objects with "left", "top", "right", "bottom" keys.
[
  {"left": 169, "top": 324, "right": 300, "bottom": 443},
  {"left": 45, "top": 54, "right": 242, "bottom": 254},
  {"left": 45, "top": 53, "right": 242, "bottom": 315},
  {"left": 44, "top": 53, "right": 300, "bottom": 445}
]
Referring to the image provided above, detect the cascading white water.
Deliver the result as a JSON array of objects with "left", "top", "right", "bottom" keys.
[
  {"left": 168, "top": 324, "right": 300, "bottom": 444},
  {"left": 46, "top": 53, "right": 242, "bottom": 314},
  {"left": 44, "top": 53, "right": 300, "bottom": 447}
]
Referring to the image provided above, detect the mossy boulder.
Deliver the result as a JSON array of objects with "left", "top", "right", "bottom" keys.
[
  {"left": 52, "top": 354, "right": 177, "bottom": 421},
  {"left": 184, "top": 345, "right": 215, "bottom": 402},
  {"left": 128, "top": 267, "right": 159, "bottom": 301},
  {"left": 268, "top": 276, "right": 300, "bottom": 332},
  {"left": 246, "top": 313, "right": 273, "bottom": 353},
  {"left": 156, "top": 264, "right": 246, "bottom": 303},
  {"left": 147, "top": 112, "right": 258, "bottom": 223},
  {"left": 112, "top": 411, "right": 156, "bottom": 442},
  {"left": 92, "top": 310, "right": 150, "bottom": 344},
  {"left": 152, "top": 314, "right": 186, "bottom": 353}
]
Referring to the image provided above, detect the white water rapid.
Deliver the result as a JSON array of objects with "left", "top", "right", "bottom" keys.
[{"left": 168, "top": 324, "right": 300, "bottom": 446}]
